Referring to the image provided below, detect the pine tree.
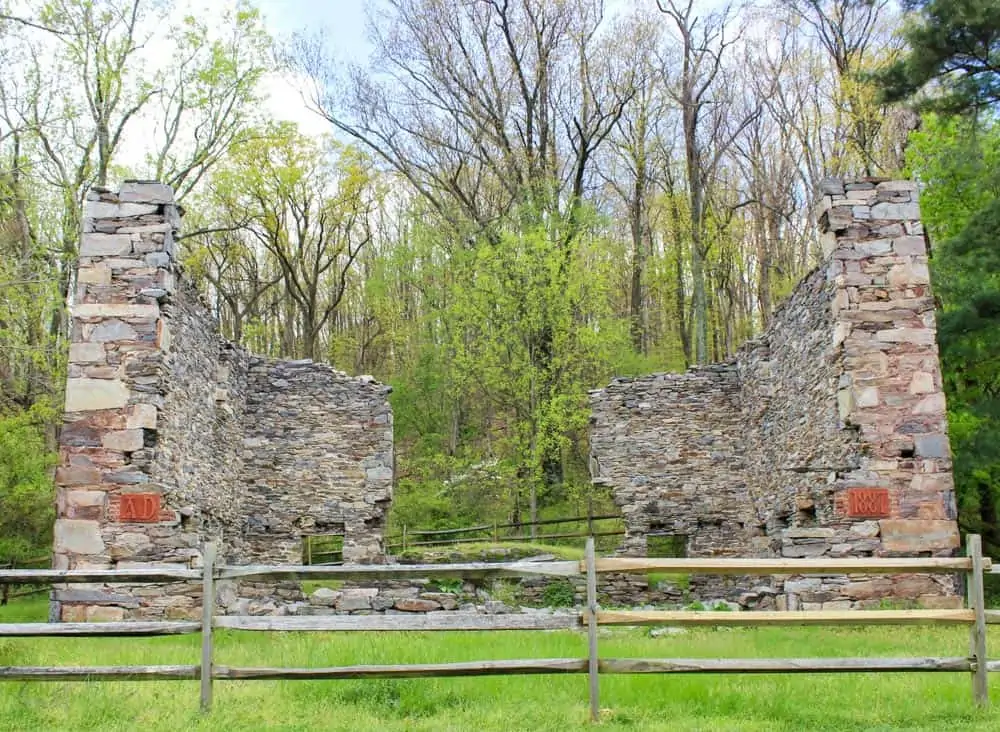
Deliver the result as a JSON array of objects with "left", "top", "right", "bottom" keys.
[{"left": 879, "top": 0, "right": 1000, "bottom": 113}]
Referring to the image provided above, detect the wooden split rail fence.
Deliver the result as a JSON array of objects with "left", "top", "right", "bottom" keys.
[
  {"left": 384, "top": 514, "right": 625, "bottom": 553},
  {"left": 1, "top": 556, "right": 52, "bottom": 606},
  {"left": 304, "top": 514, "right": 627, "bottom": 564},
  {"left": 1, "top": 536, "right": 997, "bottom": 719}
]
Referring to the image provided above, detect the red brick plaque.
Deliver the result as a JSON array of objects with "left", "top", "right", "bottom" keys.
[
  {"left": 847, "top": 488, "right": 890, "bottom": 518},
  {"left": 120, "top": 493, "right": 161, "bottom": 522}
]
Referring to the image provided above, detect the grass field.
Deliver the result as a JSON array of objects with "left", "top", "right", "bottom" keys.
[{"left": 2, "top": 597, "right": 999, "bottom": 731}]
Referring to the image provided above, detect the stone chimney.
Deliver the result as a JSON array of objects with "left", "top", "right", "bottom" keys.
[
  {"left": 53, "top": 181, "right": 191, "bottom": 621},
  {"left": 817, "top": 177, "right": 957, "bottom": 556}
]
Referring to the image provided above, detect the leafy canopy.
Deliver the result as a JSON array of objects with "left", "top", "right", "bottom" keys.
[{"left": 878, "top": 0, "right": 1000, "bottom": 113}]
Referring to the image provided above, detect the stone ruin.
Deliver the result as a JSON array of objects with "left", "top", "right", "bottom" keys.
[
  {"left": 52, "top": 182, "right": 393, "bottom": 621},
  {"left": 50, "top": 176, "right": 961, "bottom": 620},
  {"left": 589, "top": 178, "right": 962, "bottom": 609}
]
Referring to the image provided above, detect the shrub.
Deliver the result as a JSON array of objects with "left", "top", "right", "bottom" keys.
[
  {"left": 0, "top": 405, "right": 56, "bottom": 560},
  {"left": 541, "top": 579, "right": 576, "bottom": 608}
]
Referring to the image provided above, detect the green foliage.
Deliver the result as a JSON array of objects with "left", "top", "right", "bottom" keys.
[
  {"left": 646, "top": 534, "right": 687, "bottom": 558},
  {"left": 388, "top": 479, "right": 458, "bottom": 533},
  {"left": 0, "top": 166, "right": 65, "bottom": 415},
  {"left": 984, "top": 573, "right": 1000, "bottom": 608},
  {"left": 674, "top": 601, "right": 736, "bottom": 612},
  {"left": 186, "top": 122, "right": 379, "bottom": 360},
  {"left": 906, "top": 114, "right": 1000, "bottom": 553},
  {"left": 541, "top": 579, "right": 576, "bottom": 607},
  {"left": 0, "top": 404, "right": 56, "bottom": 559},
  {"left": 432, "top": 578, "right": 464, "bottom": 594},
  {"left": 904, "top": 115, "right": 1000, "bottom": 241},
  {"left": 378, "top": 202, "right": 636, "bottom": 531},
  {"left": 648, "top": 572, "right": 690, "bottom": 591},
  {"left": 444, "top": 217, "right": 627, "bottom": 489},
  {"left": 488, "top": 579, "right": 521, "bottom": 607},
  {"left": 877, "top": 0, "right": 1000, "bottom": 113},
  {"left": 935, "top": 199, "right": 1000, "bottom": 552}
]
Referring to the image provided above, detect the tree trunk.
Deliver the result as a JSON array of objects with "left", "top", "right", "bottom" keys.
[{"left": 629, "top": 151, "right": 648, "bottom": 354}]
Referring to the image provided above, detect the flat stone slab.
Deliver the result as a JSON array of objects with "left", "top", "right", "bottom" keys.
[
  {"left": 74, "top": 304, "right": 160, "bottom": 320},
  {"left": 86, "top": 201, "right": 159, "bottom": 219},
  {"left": 53, "top": 519, "right": 105, "bottom": 555},
  {"left": 119, "top": 181, "right": 175, "bottom": 204},
  {"left": 64, "top": 378, "right": 129, "bottom": 412},
  {"left": 880, "top": 519, "right": 960, "bottom": 552}
]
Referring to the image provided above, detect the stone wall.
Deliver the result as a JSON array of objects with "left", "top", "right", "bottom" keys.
[
  {"left": 52, "top": 182, "right": 393, "bottom": 621},
  {"left": 589, "top": 178, "right": 960, "bottom": 609},
  {"left": 241, "top": 358, "right": 393, "bottom": 563},
  {"left": 589, "top": 366, "right": 751, "bottom": 558}
]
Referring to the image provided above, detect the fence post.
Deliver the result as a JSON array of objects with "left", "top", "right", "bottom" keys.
[
  {"left": 1, "top": 557, "right": 12, "bottom": 606},
  {"left": 402, "top": 525, "right": 407, "bottom": 552},
  {"left": 967, "top": 534, "right": 989, "bottom": 706},
  {"left": 585, "top": 537, "right": 599, "bottom": 722},
  {"left": 200, "top": 542, "right": 217, "bottom": 713}
]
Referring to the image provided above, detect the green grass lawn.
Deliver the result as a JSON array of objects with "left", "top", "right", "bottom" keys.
[{"left": 2, "top": 597, "right": 999, "bottom": 731}]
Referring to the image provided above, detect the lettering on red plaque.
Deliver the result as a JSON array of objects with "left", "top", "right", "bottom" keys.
[
  {"left": 120, "top": 493, "right": 161, "bottom": 522},
  {"left": 847, "top": 488, "right": 890, "bottom": 518}
]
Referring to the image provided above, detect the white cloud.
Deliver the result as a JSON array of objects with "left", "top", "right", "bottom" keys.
[{"left": 259, "top": 70, "right": 332, "bottom": 139}]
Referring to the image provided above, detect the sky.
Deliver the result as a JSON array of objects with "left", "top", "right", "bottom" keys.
[
  {"left": 251, "top": 0, "right": 637, "bottom": 138},
  {"left": 256, "top": 0, "right": 370, "bottom": 43},
  {"left": 254, "top": 0, "right": 374, "bottom": 137}
]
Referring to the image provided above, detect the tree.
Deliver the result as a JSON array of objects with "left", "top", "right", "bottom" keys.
[
  {"left": 657, "top": 0, "right": 758, "bottom": 363},
  {"left": 778, "top": 0, "right": 909, "bottom": 176},
  {"left": 0, "top": 405, "right": 57, "bottom": 559},
  {"left": 181, "top": 214, "right": 283, "bottom": 347},
  {"left": 0, "top": 127, "right": 64, "bottom": 414},
  {"left": 298, "top": 0, "right": 634, "bottom": 238},
  {"left": 878, "top": 0, "right": 1000, "bottom": 113},
  {"left": 0, "top": 1, "right": 270, "bottom": 556},
  {"left": 598, "top": 8, "right": 671, "bottom": 355},
  {"left": 1, "top": 0, "right": 270, "bottom": 338},
  {"left": 888, "top": 0, "right": 1000, "bottom": 555},
  {"left": 905, "top": 115, "right": 1000, "bottom": 554},
  {"left": 3, "top": 0, "right": 269, "bottom": 191},
  {"left": 189, "top": 124, "right": 377, "bottom": 362},
  {"left": 730, "top": 31, "right": 815, "bottom": 327},
  {"left": 296, "top": 0, "right": 637, "bottom": 522}
]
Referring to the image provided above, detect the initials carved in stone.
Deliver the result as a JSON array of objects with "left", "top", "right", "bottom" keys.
[
  {"left": 847, "top": 488, "right": 890, "bottom": 518},
  {"left": 120, "top": 493, "right": 161, "bottom": 522}
]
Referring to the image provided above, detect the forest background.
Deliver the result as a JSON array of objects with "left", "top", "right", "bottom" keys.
[{"left": 1, "top": 0, "right": 997, "bottom": 559}]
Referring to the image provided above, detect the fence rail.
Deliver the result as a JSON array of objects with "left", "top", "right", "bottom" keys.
[
  {"left": 0, "top": 555, "right": 52, "bottom": 605},
  {"left": 0, "top": 536, "right": 995, "bottom": 718},
  {"left": 302, "top": 514, "right": 627, "bottom": 564},
  {"left": 387, "top": 514, "right": 624, "bottom": 554}
]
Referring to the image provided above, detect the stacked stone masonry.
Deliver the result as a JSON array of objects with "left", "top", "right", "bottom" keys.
[
  {"left": 52, "top": 182, "right": 393, "bottom": 621},
  {"left": 53, "top": 176, "right": 959, "bottom": 620},
  {"left": 589, "top": 178, "right": 961, "bottom": 610}
]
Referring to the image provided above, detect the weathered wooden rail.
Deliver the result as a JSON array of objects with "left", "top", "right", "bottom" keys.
[
  {"left": 0, "top": 535, "right": 995, "bottom": 720},
  {"left": 0, "top": 555, "right": 53, "bottom": 605},
  {"left": 382, "top": 513, "right": 625, "bottom": 552},
  {"left": 303, "top": 513, "right": 626, "bottom": 563}
]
